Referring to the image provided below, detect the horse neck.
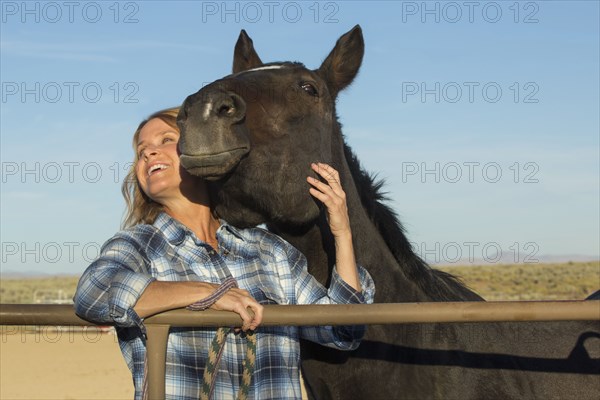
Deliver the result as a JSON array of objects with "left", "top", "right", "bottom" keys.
[
  {"left": 332, "top": 149, "right": 433, "bottom": 302},
  {"left": 331, "top": 130, "right": 483, "bottom": 302}
]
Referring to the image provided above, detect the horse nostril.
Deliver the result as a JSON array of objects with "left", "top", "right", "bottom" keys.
[
  {"left": 214, "top": 93, "right": 246, "bottom": 123},
  {"left": 218, "top": 103, "right": 235, "bottom": 117}
]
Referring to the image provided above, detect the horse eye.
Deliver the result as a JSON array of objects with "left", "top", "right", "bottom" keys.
[{"left": 300, "top": 82, "right": 319, "bottom": 97}]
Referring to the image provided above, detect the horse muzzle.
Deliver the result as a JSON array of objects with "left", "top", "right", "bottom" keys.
[{"left": 178, "top": 88, "right": 251, "bottom": 180}]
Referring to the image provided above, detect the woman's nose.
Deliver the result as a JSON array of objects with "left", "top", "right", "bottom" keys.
[{"left": 142, "top": 146, "right": 159, "bottom": 159}]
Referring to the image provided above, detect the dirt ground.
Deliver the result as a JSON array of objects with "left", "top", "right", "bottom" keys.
[
  {"left": 1, "top": 327, "right": 308, "bottom": 400},
  {"left": 1, "top": 327, "right": 133, "bottom": 400}
]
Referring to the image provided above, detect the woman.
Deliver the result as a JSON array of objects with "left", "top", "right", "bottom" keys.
[{"left": 74, "top": 107, "right": 375, "bottom": 400}]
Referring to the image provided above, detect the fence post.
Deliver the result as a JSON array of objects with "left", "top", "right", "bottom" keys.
[{"left": 146, "top": 324, "right": 170, "bottom": 400}]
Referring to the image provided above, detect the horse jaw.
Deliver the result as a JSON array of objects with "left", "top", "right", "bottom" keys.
[{"left": 179, "top": 148, "right": 248, "bottom": 181}]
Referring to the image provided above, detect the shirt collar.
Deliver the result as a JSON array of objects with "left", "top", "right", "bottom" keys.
[
  {"left": 152, "top": 212, "right": 247, "bottom": 246},
  {"left": 217, "top": 220, "right": 247, "bottom": 242}
]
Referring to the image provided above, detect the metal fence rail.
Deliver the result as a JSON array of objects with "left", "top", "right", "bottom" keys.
[{"left": 2, "top": 301, "right": 599, "bottom": 399}]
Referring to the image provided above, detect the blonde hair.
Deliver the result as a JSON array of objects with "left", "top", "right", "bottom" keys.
[{"left": 121, "top": 107, "right": 180, "bottom": 229}]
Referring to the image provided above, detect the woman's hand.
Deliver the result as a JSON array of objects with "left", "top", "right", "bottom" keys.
[
  {"left": 211, "top": 287, "right": 264, "bottom": 332},
  {"left": 307, "top": 162, "right": 361, "bottom": 292},
  {"left": 307, "top": 163, "right": 352, "bottom": 239}
]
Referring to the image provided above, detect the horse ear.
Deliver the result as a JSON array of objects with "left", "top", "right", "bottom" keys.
[
  {"left": 317, "top": 25, "right": 364, "bottom": 98},
  {"left": 233, "top": 29, "right": 264, "bottom": 73}
]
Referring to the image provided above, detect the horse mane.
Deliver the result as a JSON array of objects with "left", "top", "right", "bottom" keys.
[{"left": 341, "top": 138, "right": 483, "bottom": 302}]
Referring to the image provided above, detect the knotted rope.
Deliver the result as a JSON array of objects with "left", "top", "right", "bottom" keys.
[
  {"left": 187, "top": 277, "right": 257, "bottom": 400},
  {"left": 140, "top": 277, "right": 257, "bottom": 400}
]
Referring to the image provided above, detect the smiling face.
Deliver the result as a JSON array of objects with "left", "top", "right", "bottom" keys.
[{"left": 135, "top": 117, "right": 185, "bottom": 204}]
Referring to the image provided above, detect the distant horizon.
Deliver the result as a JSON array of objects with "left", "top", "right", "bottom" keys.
[{"left": 2, "top": 255, "right": 599, "bottom": 279}]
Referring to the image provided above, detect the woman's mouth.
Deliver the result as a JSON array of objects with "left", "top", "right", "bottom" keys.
[{"left": 147, "top": 163, "right": 169, "bottom": 176}]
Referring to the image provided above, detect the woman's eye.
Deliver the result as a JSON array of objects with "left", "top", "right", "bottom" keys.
[{"left": 300, "top": 82, "right": 319, "bottom": 97}]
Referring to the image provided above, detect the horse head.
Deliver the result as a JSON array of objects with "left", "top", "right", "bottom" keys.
[{"left": 177, "top": 25, "right": 364, "bottom": 229}]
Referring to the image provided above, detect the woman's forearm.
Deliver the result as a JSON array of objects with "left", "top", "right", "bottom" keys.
[
  {"left": 307, "top": 163, "right": 362, "bottom": 293},
  {"left": 133, "top": 280, "right": 264, "bottom": 331},
  {"left": 333, "top": 231, "right": 361, "bottom": 293},
  {"left": 133, "top": 280, "right": 215, "bottom": 318}
]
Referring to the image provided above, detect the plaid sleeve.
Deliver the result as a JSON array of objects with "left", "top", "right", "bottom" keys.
[
  {"left": 280, "top": 238, "right": 375, "bottom": 350},
  {"left": 73, "top": 235, "right": 155, "bottom": 330},
  {"left": 328, "top": 264, "right": 376, "bottom": 305}
]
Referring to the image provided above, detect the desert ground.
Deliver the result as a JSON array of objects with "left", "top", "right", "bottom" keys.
[
  {"left": 0, "top": 327, "right": 133, "bottom": 399},
  {"left": 1, "top": 261, "right": 598, "bottom": 399}
]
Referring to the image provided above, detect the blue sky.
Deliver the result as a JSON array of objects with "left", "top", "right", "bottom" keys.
[{"left": 1, "top": 0, "right": 599, "bottom": 275}]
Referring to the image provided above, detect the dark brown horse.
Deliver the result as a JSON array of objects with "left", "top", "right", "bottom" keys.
[{"left": 177, "top": 25, "right": 600, "bottom": 399}]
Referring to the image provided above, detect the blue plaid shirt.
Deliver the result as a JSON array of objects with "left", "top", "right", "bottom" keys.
[{"left": 74, "top": 212, "right": 375, "bottom": 400}]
